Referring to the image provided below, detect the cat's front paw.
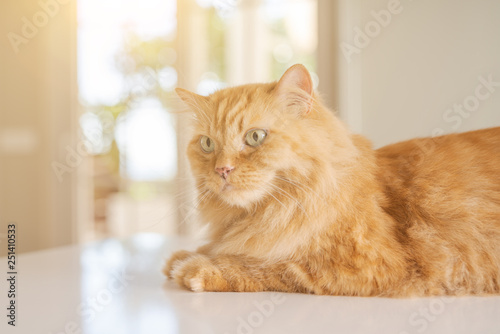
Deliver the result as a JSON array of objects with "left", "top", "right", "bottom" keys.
[
  {"left": 168, "top": 253, "right": 229, "bottom": 292},
  {"left": 163, "top": 250, "right": 196, "bottom": 279}
]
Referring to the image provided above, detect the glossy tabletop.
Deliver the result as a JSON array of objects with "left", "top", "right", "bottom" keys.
[{"left": 2, "top": 233, "right": 499, "bottom": 334}]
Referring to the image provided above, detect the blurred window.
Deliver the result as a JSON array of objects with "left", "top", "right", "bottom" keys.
[
  {"left": 77, "top": 0, "right": 317, "bottom": 240},
  {"left": 78, "top": 0, "right": 178, "bottom": 240}
]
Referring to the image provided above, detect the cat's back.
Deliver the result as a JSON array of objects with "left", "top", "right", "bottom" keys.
[
  {"left": 377, "top": 126, "right": 500, "bottom": 163},
  {"left": 375, "top": 127, "right": 500, "bottom": 294},
  {"left": 376, "top": 126, "right": 500, "bottom": 221},
  {"left": 377, "top": 126, "right": 500, "bottom": 186}
]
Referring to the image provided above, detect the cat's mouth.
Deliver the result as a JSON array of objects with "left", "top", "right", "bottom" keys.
[
  {"left": 213, "top": 177, "right": 271, "bottom": 208},
  {"left": 221, "top": 183, "right": 234, "bottom": 192}
]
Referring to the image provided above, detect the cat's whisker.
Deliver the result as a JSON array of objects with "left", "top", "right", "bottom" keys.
[
  {"left": 216, "top": 197, "right": 228, "bottom": 210},
  {"left": 260, "top": 183, "right": 313, "bottom": 232},
  {"left": 266, "top": 181, "right": 311, "bottom": 221},
  {"left": 177, "top": 183, "right": 212, "bottom": 207},
  {"left": 274, "top": 175, "right": 323, "bottom": 201},
  {"left": 258, "top": 185, "right": 287, "bottom": 212},
  {"left": 172, "top": 183, "right": 207, "bottom": 200},
  {"left": 195, "top": 191, "right": 212, "bottom": 208},
  {"left": 173, "top": 182, "right": 204, "bottom": 195},
  {"left": 178, "top": 189, "right": 213, "bottom": 222},
  {"left": 174, "top": 176, "right": 200, "bottom": 181},
  {"left": 176, "top": 190, "right": 208, "bottom": 210}
]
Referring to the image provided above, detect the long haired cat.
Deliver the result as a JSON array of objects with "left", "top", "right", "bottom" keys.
[{"left": 165, "top": 64, "right": 500, "bottom": 296}]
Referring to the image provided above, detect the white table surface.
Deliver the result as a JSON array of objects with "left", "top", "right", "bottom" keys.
[{"left": 1, "top": 233, "right": 499, "bottom": 334}]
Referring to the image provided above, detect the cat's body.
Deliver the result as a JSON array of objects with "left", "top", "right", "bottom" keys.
[{"left": 166, "top": 64, "right": 500, "bottom": 296}]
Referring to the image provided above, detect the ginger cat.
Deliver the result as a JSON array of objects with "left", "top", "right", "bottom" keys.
[{"left": 165, "top": 64, "right": 500, "bottom": 297}]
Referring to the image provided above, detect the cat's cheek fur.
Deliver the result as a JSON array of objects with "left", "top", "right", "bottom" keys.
[{"left": 188, "top": 146, "right": 288, "bottom": 208}]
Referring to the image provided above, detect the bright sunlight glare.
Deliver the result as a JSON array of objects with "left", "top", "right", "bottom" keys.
[{"left": 78, "top": 0, "right": 177, "bottom": 181}]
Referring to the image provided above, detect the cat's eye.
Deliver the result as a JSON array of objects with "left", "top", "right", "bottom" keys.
[
  {"left": 200, "top": 135, "right": 215, "bottom": 153},
  {"left": 245, "top": 129, "right": 267, "bottom": 147}
]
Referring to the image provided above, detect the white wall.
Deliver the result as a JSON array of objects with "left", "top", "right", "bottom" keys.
[
  {"left": 331, "top": 0, "right": 500, "bottom": 148},
  {"left": 0, "top": 0, "right": 80, "bottom": 255}
]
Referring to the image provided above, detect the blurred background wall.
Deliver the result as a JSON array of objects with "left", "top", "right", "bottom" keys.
[
  {"left": 333, "top": 0, "right": 500, "bottom": 148},
  {"left": 0, "top": 0, "right": 80, "bottom": 255},
  {"left": 1, "top": 0, "right": 499, "bottom": 256}
]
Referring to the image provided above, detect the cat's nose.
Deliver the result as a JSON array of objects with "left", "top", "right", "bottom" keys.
[{"left": 215, "top": 166, "right": 234, "bottom": 180}]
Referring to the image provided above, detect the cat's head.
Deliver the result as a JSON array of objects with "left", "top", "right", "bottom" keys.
[{"left": 176, "top": 64, "right": 342, "bottom": 209}]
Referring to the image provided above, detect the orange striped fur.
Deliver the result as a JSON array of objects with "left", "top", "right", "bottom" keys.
[{"left": 165, "top": 64, "right": 500, "bottom": 296}]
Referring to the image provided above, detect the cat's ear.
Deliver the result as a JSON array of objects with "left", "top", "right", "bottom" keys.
[
  {"left": 175, "top": 88, "right": 210, "bottom": 113},
  {"left": 275, "top": 64, "right": 313, "bottom": 115}
]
